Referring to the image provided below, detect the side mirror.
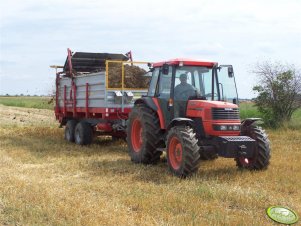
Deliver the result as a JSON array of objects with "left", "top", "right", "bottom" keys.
[
  {"left": 228, "top": 66, "right": 234, "bottom": 78},
  {"left": 162, "top": 63, "right": 169, "bottom": 75}
]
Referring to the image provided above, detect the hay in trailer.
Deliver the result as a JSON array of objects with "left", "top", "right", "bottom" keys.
[{"left": 108, "top": 63, "right": 151, "bottom": 89}]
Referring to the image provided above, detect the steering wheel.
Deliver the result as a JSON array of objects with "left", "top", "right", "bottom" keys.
[
  {"left": 205, "top": 93, "right": 218, "bottom": 98},
  {"left": 179, "top": 89, "right": 197, "bottom": 100}
]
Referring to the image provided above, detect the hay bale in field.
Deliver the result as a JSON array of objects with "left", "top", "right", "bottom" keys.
[{"left": 108, "top": 64, "right": 151, "bottom": 89}]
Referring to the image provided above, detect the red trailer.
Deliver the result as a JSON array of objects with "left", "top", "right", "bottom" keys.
[{"left": 53, "top": 49, "right": 149, "bottom": 145}]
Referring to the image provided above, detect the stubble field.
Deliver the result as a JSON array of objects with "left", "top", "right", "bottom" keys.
[{"left": 0, "top": 103, "right": 300, "bottom": 225}]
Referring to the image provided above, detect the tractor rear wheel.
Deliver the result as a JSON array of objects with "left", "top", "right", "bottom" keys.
[
  {"left": 65, "top": 120, "right": 77, "bottom": 142},
  {"left": 74, "top": 121, "right": 93, "bottom": 145},
  {"left": 127, "top": 105, "right": 163, "bottom": 164},
  {"left": 166, "top": 126, "right": 200, "bottom": 178},
  {"left": 235, "top": 125, "right": 270, "bottom": 170}
]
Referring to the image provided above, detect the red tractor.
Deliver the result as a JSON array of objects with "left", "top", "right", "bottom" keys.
[{"left": 127, "top": 59, "right": 270, "bottom": 177}]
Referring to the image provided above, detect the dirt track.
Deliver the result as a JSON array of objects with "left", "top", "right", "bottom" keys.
[{"left": 0, "top": 104, "right": 56, "bottom": 127}]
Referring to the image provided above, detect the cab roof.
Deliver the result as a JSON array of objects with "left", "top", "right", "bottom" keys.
[{"left": 153, "top": 58, "right": 217, "bottom": 68}]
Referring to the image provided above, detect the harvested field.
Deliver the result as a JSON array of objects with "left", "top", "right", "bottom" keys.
[
  {"left": 0, "top": 105, "right": 55, "bottom": 127},
  {"left": 0, "top": 104, "right": 300, "bottom": 225}
]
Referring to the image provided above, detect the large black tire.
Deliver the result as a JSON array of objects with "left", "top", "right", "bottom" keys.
[
  {"left": 64, "top": 120, "right": 77, "bottom": 142},
  {"left": 166, "top": 126, "right": 200, "bottom": 178},
  {"left": 126, "top": 105, "right": 162, "bottom": 164},
  {"left": 235, "top": 126, "right": 270, "bottom": 170},
  {"left": 74, "top": 121, "right": 93, "bottom": 145}
]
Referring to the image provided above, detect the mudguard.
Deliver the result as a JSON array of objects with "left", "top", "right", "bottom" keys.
[
  {"left": 134, "top": 97, "right": 157, "bottom": 112},
  {"left": 241, "top": 118, "right": 262, "bottom": 127},
  {"left": 241, "top": 118, "right": 263, "bottom": 135},
  {"left": 167, "top": 118, "right": 194, "bottom": 131}
]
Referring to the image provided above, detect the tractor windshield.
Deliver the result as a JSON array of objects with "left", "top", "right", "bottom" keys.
[
  {"left": 174, "top": 66, "right": 217, "bottom": 101},
  {"left": 173, "top": 65, "right": 238, "bottom": 103},
  {"left": 216, "top": 66, "right": 238, "bottom": 103}
]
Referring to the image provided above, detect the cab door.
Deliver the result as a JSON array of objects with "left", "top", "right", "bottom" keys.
[{"left": 156, "top": 66, "right": 173, "bottom": 128}]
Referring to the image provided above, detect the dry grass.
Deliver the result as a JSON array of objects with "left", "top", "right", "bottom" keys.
[{"left": 0, "top": 105, "right": 300, "bottom": 225}]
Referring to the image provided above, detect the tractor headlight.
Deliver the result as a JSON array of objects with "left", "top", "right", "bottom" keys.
[
  {"left": 220, "top": 125, "right": 227, "bottom": 131},
  {"left": 213, "top": 125, "right": 241, "bottom": 131},
  {"left": 232, "top": 125, "right": 240, "bottom": 131}
]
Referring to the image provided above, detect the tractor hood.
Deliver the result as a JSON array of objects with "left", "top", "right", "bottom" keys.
[
  {"left": 186, "top": 100, "right": 240, "bottom": 122},
  {"left": 187, "top": 100, "right": 239, "bottom": 109},
  {"left": 186, "top": 100, "right": 241, "bottom": 136}
]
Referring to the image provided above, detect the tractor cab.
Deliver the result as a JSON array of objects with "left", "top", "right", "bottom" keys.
[
  {"left": 149, "top": 59, "right": 238, "bottom": 104},
  {"left": 146, "top": 59, "right": 240, "bottom": 135}
]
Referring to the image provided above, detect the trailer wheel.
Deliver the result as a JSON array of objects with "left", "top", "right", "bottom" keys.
[
  {"left": 65, "top": 120, "right": 77, "bottom": 142},
  {"left": 127, "top": 105, "right": 162, "bottom": 164},
  {"left": 166, "top": 126, "right": 200, "bottom": 178},
  {"left": 74, "top": 121, "right": 93, "bottom": 145},
  {"left": 235, "top": 126, "right": 270, "bottom": 170}
]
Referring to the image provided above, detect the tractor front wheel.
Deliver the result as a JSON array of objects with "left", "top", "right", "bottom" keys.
[
  {"left": 235, "top": 126, "right": 270, "bottom": 170},
  {"left": 166, "top": 126, "right": 200, "bottom": 178},
  {"left": 127, "top": 105, "right": 162, "bottom": 164}
]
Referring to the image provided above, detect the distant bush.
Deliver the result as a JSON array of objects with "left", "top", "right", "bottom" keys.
[
  {"left": 239, "top": 102, "right": 262, "bottom": 119},
  {"left": 252, "top": 61, "right": 301, "bottom": 128}
]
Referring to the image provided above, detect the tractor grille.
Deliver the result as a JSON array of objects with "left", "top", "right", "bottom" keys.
[{"left": 212, "top": 108, "right": 240, "bottom": 120}]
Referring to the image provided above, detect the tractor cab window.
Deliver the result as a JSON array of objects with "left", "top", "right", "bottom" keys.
[
  {"left": 173, "top": 66, "right": 217, "bottom": 101},
  {"left": 200, "top": 68, "right": 216, "bottom": 101},
  {"left": 158, "top": 66, "right": 172, "bottom": 99},
  {"left": 174, "top": 66, "right": 212, "bottom": 101},
  {"left": 174, "top": 71, "right": 192, "bottom": 87},
  {"left": 147, "top": 68, "right": 160, "bottom": 96},
  {"left": 217, "top": 67, "right": 238, "bottom": 103},
  {"left": 174, "top": 68, "right": 196, "bottom": 101}
]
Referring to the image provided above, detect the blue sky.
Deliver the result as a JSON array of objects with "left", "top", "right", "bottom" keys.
[{"left": 0, "top": 0, "right": 300, "bottom": 98}]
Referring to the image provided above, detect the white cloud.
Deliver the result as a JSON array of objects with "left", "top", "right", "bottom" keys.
[{"left": 0, "top": 0, "right": 300, "bottom": 97}]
